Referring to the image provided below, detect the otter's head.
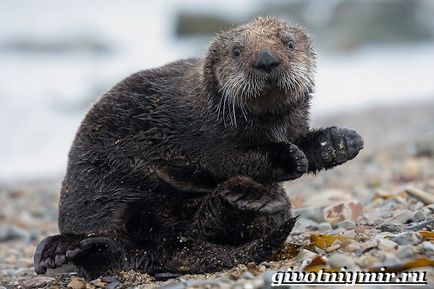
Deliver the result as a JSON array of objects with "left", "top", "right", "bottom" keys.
[{"left": 203, "top": 17, "right": 316, "bottom": 118}]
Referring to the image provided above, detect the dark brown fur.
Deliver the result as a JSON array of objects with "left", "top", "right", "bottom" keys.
[{"left": 34, "top": 17, "right": 363, "bottom": 279}]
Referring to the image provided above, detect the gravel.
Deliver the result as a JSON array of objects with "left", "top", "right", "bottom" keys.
[{"left": 1, "top": 103, "right": 434, "bottom": 288}]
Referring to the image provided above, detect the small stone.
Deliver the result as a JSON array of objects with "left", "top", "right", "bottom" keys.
[
  {"left": 21, "top": 276, "right": 55, "bottom": 289},
  {"left": 380, "top": 223, "right": 401, "bottom": 233},
  {"left": 323, "top": 201, "right": 363, "bottom": 225},
  {"left": 396, "top": 246, "right": 418, "bottom": 259},
  {"left": 337, "top": 220, "right": 355, "bottom": 230},
  {"left": 318, "top": 222, "right": 333, "bottom": 232},
  {"left": 386, "top": 210, "right": 414, "bottom": 224},
  {"left": 328, "top": 254, "right": 355, "bottom": 269},
  {"left": 393, "top": 231, "right": 421, "bottom": 245},
  {"left": 412, "top": 211, "right": 426, "bottom": 222},
  {"left": 67, "top": 276, "right": 86, "bottom": 289},
  {"left": 343, "top": 240, "right": 362, "bottom": 253},
  {"left": 377, "top": 238, "right": 398, "bottom": 251}
]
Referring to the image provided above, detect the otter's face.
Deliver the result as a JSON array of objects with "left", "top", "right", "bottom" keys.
[{"left": 206, "top": 17, "right": 316, "bottom": 114}]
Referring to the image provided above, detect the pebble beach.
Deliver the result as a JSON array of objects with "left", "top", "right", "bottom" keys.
[{"left": 1, "top": 101, "right": 434, "bottom": 289}]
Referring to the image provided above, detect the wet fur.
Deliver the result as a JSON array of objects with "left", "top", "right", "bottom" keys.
[{"left": 34, "top": 17, "right": 363, "bottom": 279}]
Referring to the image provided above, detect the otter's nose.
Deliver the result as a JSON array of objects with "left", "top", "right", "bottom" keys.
[{"left": 253, "top": 49, "right": 280, "bottom": 73}]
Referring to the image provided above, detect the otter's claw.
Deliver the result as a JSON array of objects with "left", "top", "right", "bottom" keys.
[{"left": 270, "top": 142, "right": 309, "bottom": 181}]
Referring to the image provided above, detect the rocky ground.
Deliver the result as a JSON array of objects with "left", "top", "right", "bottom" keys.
[{"left": 1, "top": 101, "right": 434, "bottom": 289}]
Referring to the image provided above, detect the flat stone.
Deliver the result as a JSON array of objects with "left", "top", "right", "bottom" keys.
[
  {"left": 337, "top": 220, "right": 355, "bottom": 230},
  {"left": 386, "top": 210, "right": 414, "bottom": 224},
  {"left": 393, "top": 231, "right": 421, "bottom": 245},
  {"left": 323, "top": 201, "right": 363, "bottom": 225}
]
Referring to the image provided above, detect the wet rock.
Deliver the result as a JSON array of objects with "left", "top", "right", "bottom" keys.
[
  {"left": 20, "top": 276, "right": 55, "bottom": 289},
  {"left": 393, "top": 231, "right": 421, "bottom": 245},
  {"left": 328, "top": 254, "right": 355, "bottom": 269},
  {"left": 337, "top": 220, "right": 356, "bottom": 230},
  {"left": 318, "top": 222, "right": 333, "bottom": 232},
  {"left": 323, "top": 201, "right": 363, "bottom": 225}
]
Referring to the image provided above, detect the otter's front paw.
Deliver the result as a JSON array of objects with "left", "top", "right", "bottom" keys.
[
  {"left": 270, "top": 143, "right": 309, "bottom": 181},
  {"left": 320, "top": 127, "right": 364, "bottom": 168}
]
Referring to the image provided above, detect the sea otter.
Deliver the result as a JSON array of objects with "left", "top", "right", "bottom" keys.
[{"left": 34, "top": 17, "right": 363, "bottom": 278}]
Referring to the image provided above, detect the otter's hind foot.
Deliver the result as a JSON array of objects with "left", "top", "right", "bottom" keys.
[
  {"left": 34, "top": 234, "right": 121, "bottom": 278},
  {"left": 219, "top": 176, "right": 289, "bottom": 215}
]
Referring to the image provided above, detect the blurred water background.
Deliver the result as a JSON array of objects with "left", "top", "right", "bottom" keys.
[{"left": 1, "top": 0, "right": 434, "bottom": 182}]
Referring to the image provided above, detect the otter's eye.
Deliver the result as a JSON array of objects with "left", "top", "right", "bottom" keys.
[
  {"left": 232, "top": 47, "right": 241, "bottom": 58},
  {"left": 287, "top": 40, "right": 295, "bottom": 50}
]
